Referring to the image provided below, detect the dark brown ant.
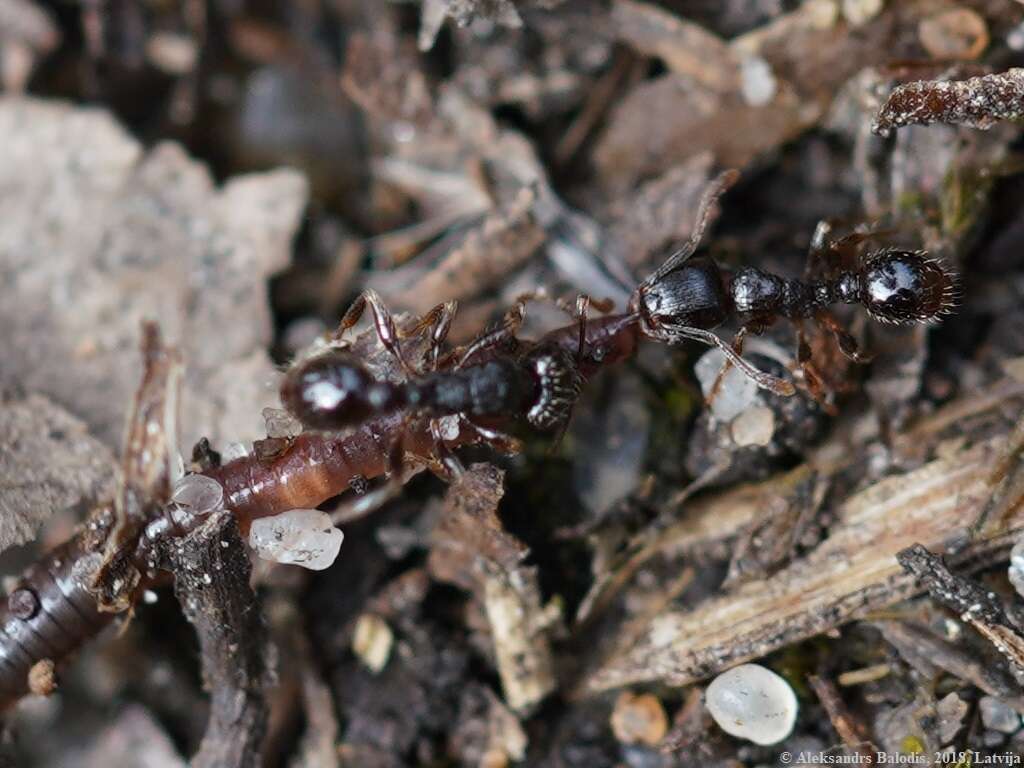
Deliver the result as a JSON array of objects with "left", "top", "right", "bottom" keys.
[
  {"left": 621, "top": 170, "right": 957, "bottom": 402},
  {"left": 279, "top": 286, "right": 621, "bottom": 475},
  {"left": 282, "top": 170, "right": 958, "bottom": 443}
]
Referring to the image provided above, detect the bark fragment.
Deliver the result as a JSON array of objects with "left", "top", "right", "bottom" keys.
[
  {"left": 873, "top": 68, "right": 1024, "bottom": 136},
  {"left": 167, "top": 510, "right": 272, "bottom": 768},
  {"left": 429, "top": 464, "right": 556, "bottom": 713},
  {"left": 0, "top": 391, "right": 115, "bottom": 552}
]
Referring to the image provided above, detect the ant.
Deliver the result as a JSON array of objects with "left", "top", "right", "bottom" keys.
[
  {"left": 282, "top": 170, "right": 957, "bottom": 449},
  {"left": 279, "top": 288, "right": 605, "bottom": 475}
]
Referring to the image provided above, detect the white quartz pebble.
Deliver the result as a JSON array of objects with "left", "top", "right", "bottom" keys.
[
  {"left": 694, "top": 349, "right": 759, "bottom": 422},
  {"left": 249, "top": 509, "right": 344, "bottom": 571},
  {"left": 730, "top": 406, "right": 776, "bottom": 447},
  {"left": 705, "top": 663, "right": 798, "bottom": 746},
  {"left": 170, "top": 474, "right": 225, "bottom": 517},
  {"left": 221, "top": 442, "right": 249, "bottom": 462},
  {"left": 740, "top": 56, "right": 777, "bottom": 107},
  {"left": 262, "top": 406, "right": 302, "bottom": 439},
  {"left": 980, "top": 696, "right": 1021, "bottom": 734},
  {"left": 1009, "top": 536, "right": 1024, "bottom": 599}
]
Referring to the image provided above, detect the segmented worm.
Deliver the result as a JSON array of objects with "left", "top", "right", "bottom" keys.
[
  {"left": 0, "top": 412, "right": 469, "bottom": 709},
  {"left": 0, "top": 510, "right": 115, "bottom": 705}
]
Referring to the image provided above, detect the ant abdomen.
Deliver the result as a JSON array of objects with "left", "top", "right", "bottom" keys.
[
  {"left": 281, "top": 351, "right": 405, "bottom": 431},
  {"left": 857, "top": 250, "right": 957, "bottom": 324}
]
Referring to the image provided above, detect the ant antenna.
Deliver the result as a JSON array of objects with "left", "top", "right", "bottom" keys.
[{"left": 639, "top": 169, "right": 740, "bottom": 290}]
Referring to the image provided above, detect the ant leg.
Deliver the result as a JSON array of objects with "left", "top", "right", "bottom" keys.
[
  {"left": 429, "top": 418, "right": 465, "bottom": 480},
  {"left": 815, "top": 310, "right": 873, "bottom": 363},
  {"left": 574, "top": 295, "right": 591, "bottom": 362},
  {"left": 805, "top": 220, "right": 896, "bottom": 280},
  {"left": 705, "top": 317, "right": 775, "bottom": 404},
  {"left": 459, "top": 416, "right": 523, "bottom": 455},
  {"left": 454, "top": 298, "right": 528, "bottom": 369},
  {"left": 659, "top": 325, "right": 796, "bottom": 397},
  {"left": 335, "top": 290, "right": 414, "bottom": 375},
  {"left": 806, "top": 220, "right": 840, "bottom": 280},
  {"left": 506, "top": 287, "right": 614, "bottom": 326},
  {"left": 403, "top": 300, "right": 458, "bottom": 371},
  {"left": 794, "top": 321, "right": 838, "bottom": 414},
  {"left": 705, "top": 325, "right": 750, "bottom": 405},
  {"left": 452, "top": 291, "right": 614, "bottom": 371}
]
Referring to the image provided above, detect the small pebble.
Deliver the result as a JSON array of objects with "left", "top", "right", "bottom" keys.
[
  {"left": 352, "top": 613, "right": 394, "bottom": 673},
  {"left": 610, "top": 691, "right": 668, "bottom": 746},
  {"left": 27, "top": 659, "right": 57, "bottom": 697},
  {"left": 262, "top": 406, "right": 302, "bottom": 439},
  {"left": 1008, "top": 22, "right": 1024, "bottom": 52},
  {"left": 221, "top": 442, "right": 249, "bottom": 462},
  {"left": 841, "top": 0, "right": 883, "bottom": 27},
  {"left": 170, "top": 474, "right": 225, "bottom": 517},
  {"left": 730, "top": 406, "right": 776, "bottom": 447},
  {"left": 740, "top": 57, "right": 777, "bottom": 107},
  {"left": 806, "top": 0, "right": 840, "bottom": 30},
  {"left": 935, "top": 692, "right": 968, "bottom": 743},
  {"left": 705, "top": 663, "right": 798, "bottom": 746},
  {"left": 249, "top": 508, "right": 344, "bottom": 571},
  {"left": 918, "top": 8, "right": 989, "bottom": 61},
  {"left": 695, "top": 349, "right": 759, "bottom": 422},
  {"left": 1009, "top": 536, "right": 1024, "bottom": 599},
  {"left": 979, "top": 696, "right": 1021, "bottom": 734},
  {"left": 146, "top": 32, "right": 198, "bottom": 75}
]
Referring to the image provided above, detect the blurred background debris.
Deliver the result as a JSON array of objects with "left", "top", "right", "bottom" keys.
[{"left": 4, "top": 0, "right": 1024, "bottom": 764}]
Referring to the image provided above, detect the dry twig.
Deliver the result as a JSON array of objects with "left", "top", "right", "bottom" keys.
[{"left": 168, "top": 510, "right": 273, "bottom": 768}]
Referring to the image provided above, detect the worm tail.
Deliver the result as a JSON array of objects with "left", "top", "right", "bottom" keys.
[{"left": 0, "top": 533, "right": 113, "bottom": 709}]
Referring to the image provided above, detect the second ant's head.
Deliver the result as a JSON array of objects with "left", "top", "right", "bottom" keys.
[
  {"left": 857, "top": 250, "right": 958, "bottom": 324},
  {"left": 281, "top": 351, "right": 404, "bottom": 431},
  {"left": 633, "top": 257, "right": 730, "bottom": 335}
]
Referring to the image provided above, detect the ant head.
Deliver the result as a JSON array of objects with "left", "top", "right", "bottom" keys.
[
  {"left": 281, "top": 351, "right": 382, "bottom": 431},
  {"left": 634, "top": 257, "right": 730, "bottom": 335},
  {"left": 859, "top": 250, "right": 958, "bottom": 324}
]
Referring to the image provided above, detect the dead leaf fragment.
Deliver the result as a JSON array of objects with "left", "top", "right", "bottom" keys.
[
  {"left": 0, "top": 392, "right": 116, "bottom": 553},
  {"left": 584, "top": 384, "right": 1024, "bottom": 692},
  {"left": 0, "top": 98, "right": 308, "bottom": 452}
]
